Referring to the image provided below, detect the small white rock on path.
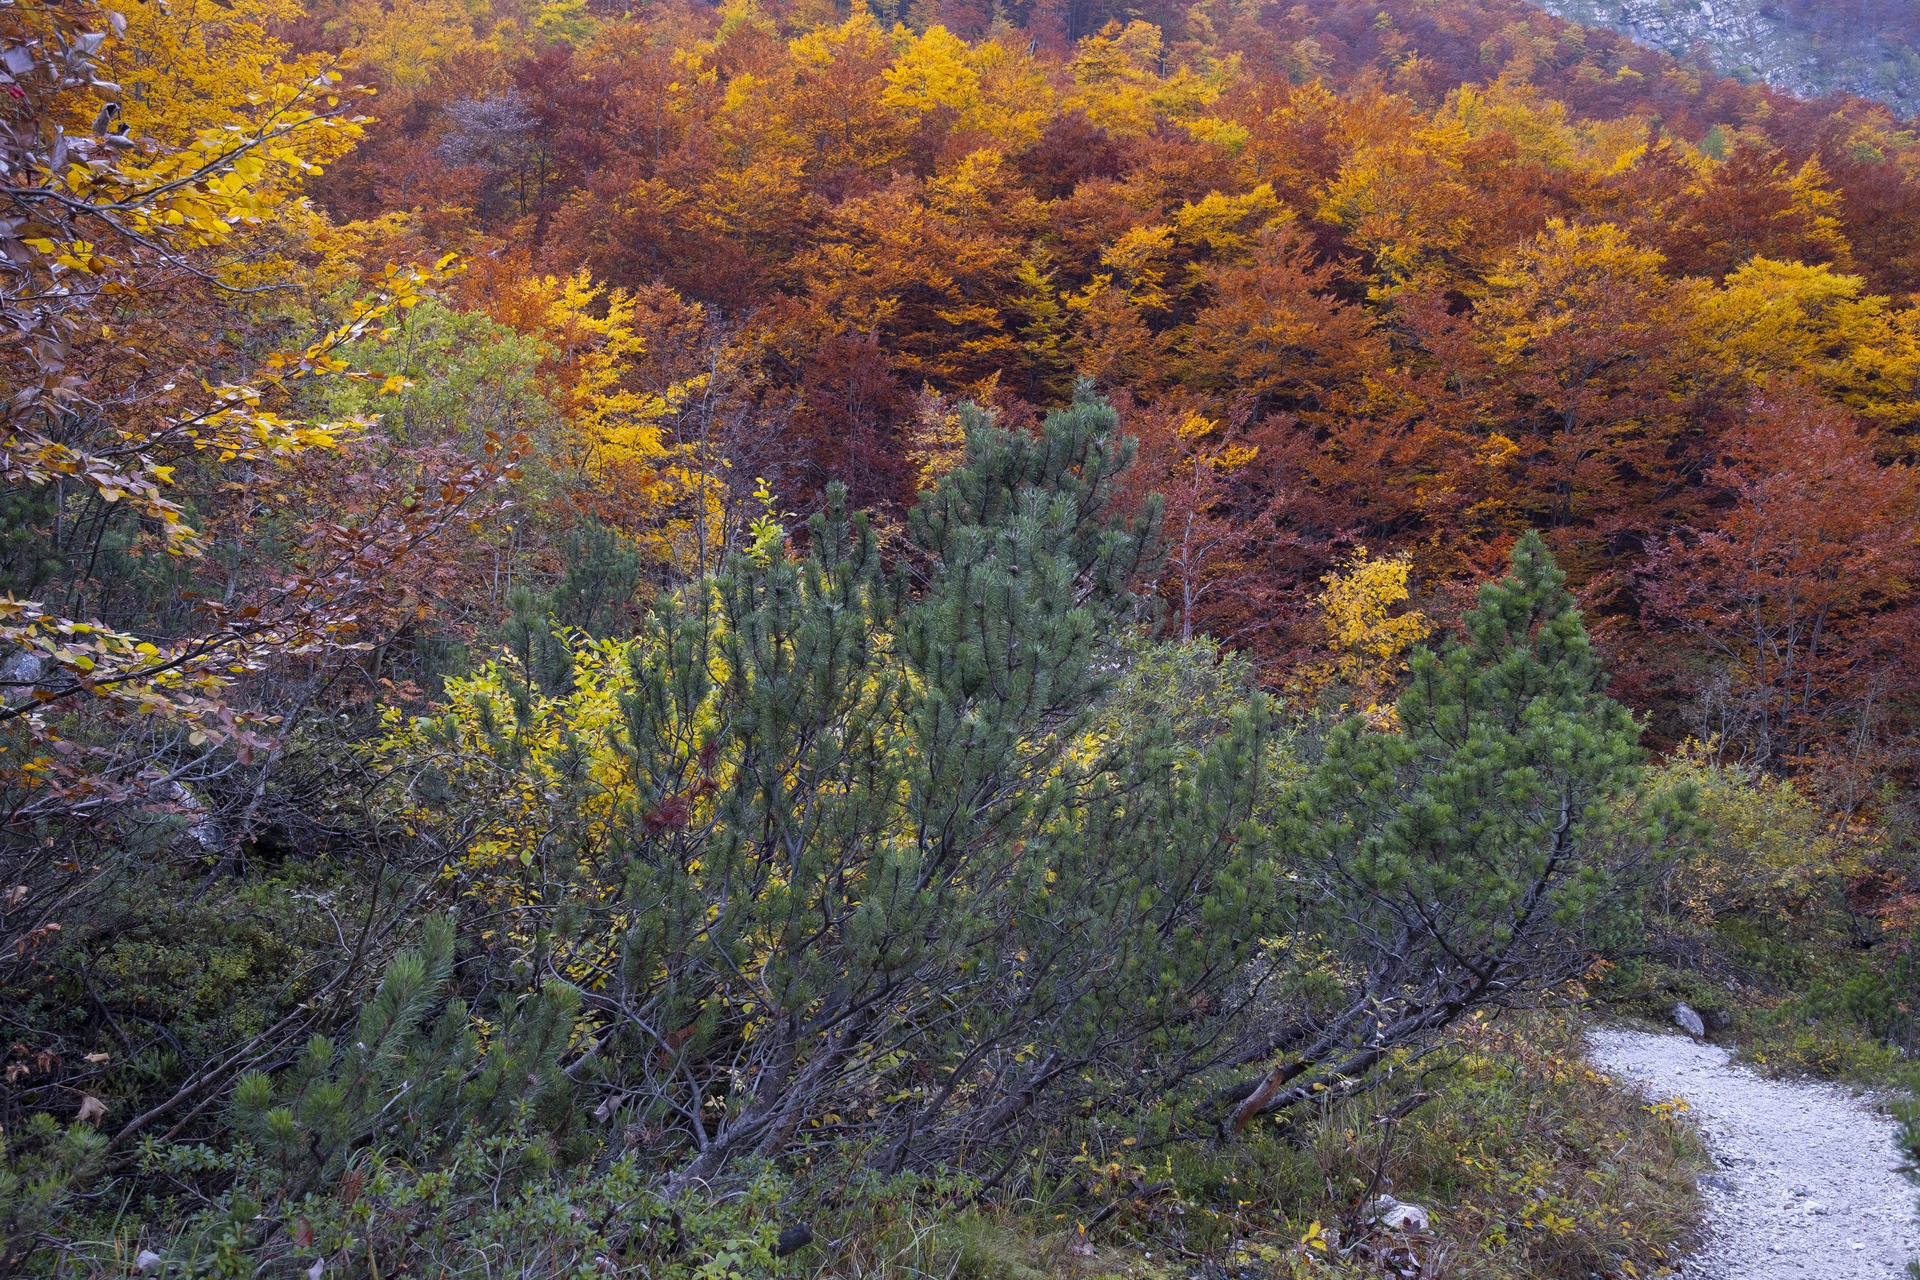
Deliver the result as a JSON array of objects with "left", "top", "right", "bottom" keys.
[{"left": 1587, "top": 1028, "right": 1920, "bottom": 1279}]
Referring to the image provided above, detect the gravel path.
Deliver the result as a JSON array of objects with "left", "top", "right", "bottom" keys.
[{"left": 1586, "top": 1028, "right": 1920, "bottom": 1278}]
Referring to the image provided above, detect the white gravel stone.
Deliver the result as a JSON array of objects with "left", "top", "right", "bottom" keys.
[{"left": 1587, "top": 1028, "right": 1920, "bottom": 1279}]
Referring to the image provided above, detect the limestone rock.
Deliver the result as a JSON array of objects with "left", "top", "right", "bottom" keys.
[
  {"left": 1674, "top": 1001, "right": 1707, "bottom": 1038},
  {"left": 1373, "top": 1194, "right": 1430, "bottom": 1233},
  {"left": 1532, "top": 0, "right": 1920, "bottom": 115}
]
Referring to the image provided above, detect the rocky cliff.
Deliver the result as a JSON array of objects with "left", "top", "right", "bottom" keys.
[{"left": 1533, "top": 0, "right": 1920, "bottom": 115}]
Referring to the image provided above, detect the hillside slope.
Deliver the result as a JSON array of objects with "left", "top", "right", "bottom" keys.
[{"left": 1535, "top": 0, "right": 1920, "bottom": 115}]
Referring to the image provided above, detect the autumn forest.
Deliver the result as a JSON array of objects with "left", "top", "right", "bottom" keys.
[
  {"left": 6, "top": 0, "right": 1920, "bottom": 1273},
  {"left": 314, "top": 0, "right": 1920, "bottom": 784}
]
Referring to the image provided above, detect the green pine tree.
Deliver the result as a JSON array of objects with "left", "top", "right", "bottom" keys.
[
  {"left": 1228, "top": 531, "right": 1687, "bottom": 1131},
  {"left": 229, "top": 917, "right": 577, "bottom": 1200},
  {"left": 541, "top": 387, "right": 1274, "bottom": 1189}
]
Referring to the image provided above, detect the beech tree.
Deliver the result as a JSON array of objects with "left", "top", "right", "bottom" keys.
[{"left": 1639, "top": 392, "right": 1919, "bottom": 782}]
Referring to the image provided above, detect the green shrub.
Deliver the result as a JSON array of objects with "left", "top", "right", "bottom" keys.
[
  {"left": 373, "top": 390, "right": 1280, "bottom": 1191},
  {"left": 0, "top": 1115, "right": 104, "bottom": 1277}
]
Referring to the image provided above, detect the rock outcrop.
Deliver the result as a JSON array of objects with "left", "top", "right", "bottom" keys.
[{"left": 1533, "top": 0, "right": 1920, "bottom": 116}]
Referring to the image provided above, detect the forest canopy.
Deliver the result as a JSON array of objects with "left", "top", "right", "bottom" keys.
[{"left": 291, "top": 0, "right": 1920, "bottom": 785}]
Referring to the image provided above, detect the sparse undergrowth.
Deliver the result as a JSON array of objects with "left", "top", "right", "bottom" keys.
[
  {"left": 29, "top": 1016, "right": 1701, "bottom": 1279},
  {"left": 1604, "top": 957, "right": 1909, "bottom": 1087},
  {"left": 1594, "top": 746, "right": 1918, "bottom": 1091},
  {"left": 771, "top": 1014, "right": 1704, "bottom": 1280}
]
